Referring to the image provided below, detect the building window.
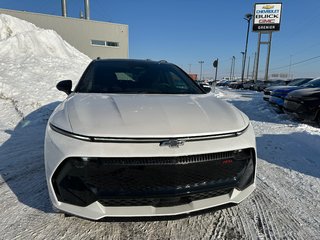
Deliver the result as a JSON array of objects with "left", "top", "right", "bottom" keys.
[
  {"left": 106, "top": 41, "right": 119, "bottom": 47},
  {"left": 91, "top": 40, "right": 105, "bottom": 46},
  {"left": 91, "top": 40, "right": 119, "bottom": 47}
]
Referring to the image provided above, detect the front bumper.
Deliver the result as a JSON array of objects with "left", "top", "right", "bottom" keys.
[
  {"left": 269, "top": 95, "right": 284, "bottom": 107},
  {"left": 263, "top": 95, "right": 270, "bottom": 101},
  {"left": 263, "top": 90, "right": 271, "bottom": 101},
  {"left": 45, "top": 124, "right": 256, "bottom": 220},
  {"left": 284, "top": 99, "right": 317, "bottom": 121}
]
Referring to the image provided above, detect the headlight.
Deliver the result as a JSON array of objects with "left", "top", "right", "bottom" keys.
[
  {"left": 301, "top": 97, "right": 319, "bottom": 101},
  {"left": 271, "top": 92, "right": 282, "bottom": 97}
]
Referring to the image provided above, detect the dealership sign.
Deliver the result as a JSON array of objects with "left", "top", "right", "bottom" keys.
[{"left": 253, "top": 3, "right": 282, "bottom": 31}]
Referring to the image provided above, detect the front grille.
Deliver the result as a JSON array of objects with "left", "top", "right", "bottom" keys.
[
  {"left": 98, "top": 188, "right": 232, "bottom": 207},
  {"left": 52, "top": 148, "right": 255, "bottom": 207},
  {"left": 284, "top": 100, "right": 301, "bottom": 111}
]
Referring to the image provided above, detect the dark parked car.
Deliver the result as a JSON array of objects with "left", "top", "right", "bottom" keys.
[
  {"left": 229, "top": 81, "right": 243, "bottom": 89},
  {"left": 264, "top": 78, "right": 313, "bottom": 102},
  {"left": 195, "top": 80, "right": 212, "bottom": 92},
  {"left": 224, "top": 80, "right": 236, "bottom": 88},
  {"left": 284, "top": 88, "right": 320, "bottom": 125},
  {"left": 243, "top": 80, "right": 255, "bottom": 90},
  {"left": 254, "top": 80, "right": 287, "bottom": 92},
  {"left": 269, "top": 77, "right": 319, "bottom": 111},
  {"left": 216, "top": 80, "right": 230, "bottom": 87},
  {"left": 252, "top": 80, "right": 265, "bottom": 91}
]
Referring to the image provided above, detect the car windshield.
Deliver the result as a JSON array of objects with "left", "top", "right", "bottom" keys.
[
  {"left": 300, "top": 78, "right": 320, "bottom": 88},
  {"left": 268, "top": 80, "right": 285, "bottom": 86},
  {"left": 75, "top": 60, "right": 204, "bottom": 94},
  {"left": 287, "top": 78, "right": 312, "bottom": 86}
]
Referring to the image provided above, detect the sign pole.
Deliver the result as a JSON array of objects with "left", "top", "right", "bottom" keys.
[
  {"left": 252, "top": 52, "right": 257, "bottom": 81},
  {"left": 254, "top": 32, "right": 261, "bottom": 82},
  {"left": 214, "top": 58, "right": 218, "bottom": 81},
  {"left": 212, "top": 59, "right": 218, "bottom": 93},
  {"left": 247, "top": 56, "right": 251, "bottom": 80},
  {"left": 264, "top": 32, "right": 273, "bottom": 81}
]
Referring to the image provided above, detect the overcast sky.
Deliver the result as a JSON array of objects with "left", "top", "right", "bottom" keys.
[{"left": 1, "top": 0, "right": 320, "bottom": 79}]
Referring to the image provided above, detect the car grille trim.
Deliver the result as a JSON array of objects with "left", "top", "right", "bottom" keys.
[
  {"left": 50, "top": 123, "right": 249, "bottom": 143},
  {"left": 78, "top": 151, "right": 236, "bottom": 166}
]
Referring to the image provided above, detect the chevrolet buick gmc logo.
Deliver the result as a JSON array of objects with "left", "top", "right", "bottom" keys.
[{"left": 160, "top": 139, "right": 185, "bottom": 148}]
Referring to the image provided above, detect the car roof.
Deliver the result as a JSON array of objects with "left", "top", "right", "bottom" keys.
[{"left": 92, "top": 58, "right": 172, "bottom": 65}]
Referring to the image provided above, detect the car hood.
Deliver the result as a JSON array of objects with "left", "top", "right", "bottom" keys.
[
  {"left": 265, "top": 86, "right": 282, "bottom": 92},
  {"left": 50, "top": 93, "right": 249, "bottom": 138},
  {"left": 272, "top": 86, "right": 300, "bottom": 94},
  {"left": 286, "top": 88, "right": 320, "bottom": 98}
]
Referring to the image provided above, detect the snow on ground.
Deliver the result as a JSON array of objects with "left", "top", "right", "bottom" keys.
[
  {"left": 0, "top": 14, "right": 319, "bottom": 239},
  {"left": 215, "top": 88, "right": 320, "bottom": 238}
]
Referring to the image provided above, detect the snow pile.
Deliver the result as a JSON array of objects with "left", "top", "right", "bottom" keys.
[
  {"left": 0, "top": 14, "right": 36, "bottom": 39},
  {"left": 0, "top": 14, "right": 89, "bottom": 61},
  {"left": 0, "top": 14, "right": 91, "bottom": 116}
]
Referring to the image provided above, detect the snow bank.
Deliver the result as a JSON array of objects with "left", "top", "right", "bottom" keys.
[
  {"left": 0, "top": 14, "right": 36, "bottom": 40},
  {"left": 0, "top": 14, "right": 89, "bottom": 61},
  {"left": 0, "top": 14, "right": 91, "bottom": 116}
]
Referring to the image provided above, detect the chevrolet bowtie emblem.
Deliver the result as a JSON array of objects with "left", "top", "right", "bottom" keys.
[
  {"left": 263, "top": 5, "right": 274, "bottom": 9},
  {"left": 160, "top": 139, "right": 185, "bottom": 148}
]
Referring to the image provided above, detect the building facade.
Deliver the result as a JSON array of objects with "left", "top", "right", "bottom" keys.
[{"left": 0, "top": 8, "right": 128, "bottom": 59}]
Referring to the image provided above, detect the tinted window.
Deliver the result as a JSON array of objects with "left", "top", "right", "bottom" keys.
[
  {"left": 75, "top": 61, "right": 204, "bottom": 94},
  {"left": 288, "top": 78, "right": 312, "bottom": 86},
  {"left": 302, "top": 78, "right": 320, "bottom": 88}
]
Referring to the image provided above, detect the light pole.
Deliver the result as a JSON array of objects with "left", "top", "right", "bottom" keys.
[
  {"left": 199, "top": 61, "right": 204, "bottom": 81},
  {"left": 230, "top": 57, "right": 233, "bottom": 80},
  {"left": 247, "top": 56, "right": 251, "bottom": 80},
  {"left": 232, "top": 56, "right": 236, "bottom": 80},
  {"left": 288, "top": 55, "right": 292, "bottom": 80},
  {"left": 229, "top": 56, "right": 236, "bottom": 80},
  {"left": 241, "top": 51, "right": 245, "bottom": 80},
  {"left": 241, "top": 13, "right": 253, "bottom": 83}
]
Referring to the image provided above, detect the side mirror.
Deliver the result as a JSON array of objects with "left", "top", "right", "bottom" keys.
[
  {"left": 200, "top": 83, "right": 212, "bottom": 93},
  {"left": 56, "top": 80, "right": 72, "bottom": 95}
]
